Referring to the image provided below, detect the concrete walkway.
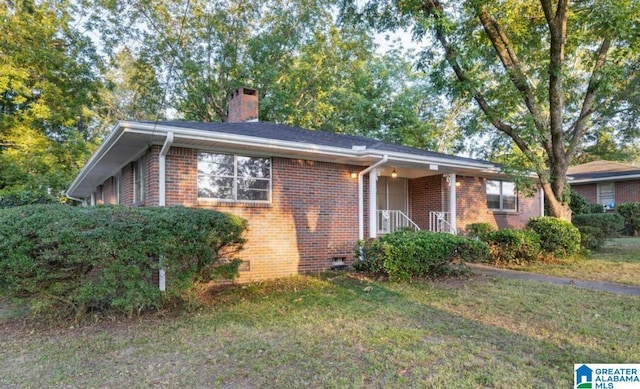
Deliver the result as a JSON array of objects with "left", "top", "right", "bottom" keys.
[{"left": 467, "top": 263, "right": 640, "bottom": 296}]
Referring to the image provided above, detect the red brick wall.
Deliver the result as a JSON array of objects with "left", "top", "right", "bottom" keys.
[
  {"left": 456, "top": 176, "right": 541, "bottom": 231},
  {"left": 120, "top": 163, "right": 135, "bottom": 206},
  {"left": 573, "top": 180, "right": 640, "bottom": 206},
  {"left": 164, "top": 148, "right": 361, "bottom": 282},
  {"left": 571, "top": 184, "right": 597, "bottom": 203},
  {"left": 615, "top": 180, "right": 640, "bottom": 204},
  {"left": 146, "top": 147, "right": 160, "bottom": 206},
  {"left": 409, "top": 175, "right": 444, "bottom": 229},
  {"left": 103, "top": 177, "right": 117, "bottom": 204}
]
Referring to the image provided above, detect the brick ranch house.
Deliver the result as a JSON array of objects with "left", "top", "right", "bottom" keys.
[
  {"left": 67, "top": 88, "right": 543, "bottom": 282},
  {"left": 568, "top": 160, "right": 640, "bottom": 211}
]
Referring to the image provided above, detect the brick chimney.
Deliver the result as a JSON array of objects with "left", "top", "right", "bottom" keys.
[{"left": 228, "top": 87, "right": 259, "bottom": 122}]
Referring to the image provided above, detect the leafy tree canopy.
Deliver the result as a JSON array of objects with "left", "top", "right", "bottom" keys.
[
  {"left": 342, "top": 0, "right": 640, "bottom": 219},
  {"left": 0, "top": 0, "right": 103, "bottom": 197}
]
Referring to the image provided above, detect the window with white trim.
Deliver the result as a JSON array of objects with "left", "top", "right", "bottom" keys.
[
  {"left": 198, "top": 152, "right": 271, "bottom": 202},
  {"left": 486, "top": 180, "right": 517, "bottom": 211},
  {"left": 134, "top": 156, "right": 146, "bottom": 203},
  {"left": 114, "top": 174, "right": 121, "bottom": 205},
  {"left": 597, "top": 183, "right": 615, "bottom": 208}
]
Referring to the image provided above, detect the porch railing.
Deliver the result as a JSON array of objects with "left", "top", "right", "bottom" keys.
[
  {"left": 429, "top": 211, "right": 457, "bottom": 234},
  {"left": 377, "top": 210, "right": 420, "bottom": 234}
]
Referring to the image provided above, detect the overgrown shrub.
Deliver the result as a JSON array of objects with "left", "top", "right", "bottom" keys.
[
  {"left": 0, "top": 205, "right": 247, "bottom": 318},
  {"left": 484, "top": 229, "right": 541, "bottom": 264},
  {"left": 0, "top": 189, "right": 59, "bottom": 208},
  {"left": 355, "top": 230, "right": 489, "bottom": 281},
  {"left": 617, "top": 202, "right": 640, "bottom": 236},
  {"left": 569, "top": 189, "right": 604, "bottom": 215},
  {"left": 577, "top": 226, "right": 605, "bottom": 251},
  {"left": 526, "top": 217, "right": 580, "bottom": 258},
  {"left": 465, "top": 222, "right": 495, "bottom": 240},
  {"left": 572, "top": 213, "right": 624, "bottom": 238}
]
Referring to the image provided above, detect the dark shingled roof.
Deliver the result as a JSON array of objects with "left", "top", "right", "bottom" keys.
[{"left": 145, "top": 120, "right": 490, "bottom": 165}]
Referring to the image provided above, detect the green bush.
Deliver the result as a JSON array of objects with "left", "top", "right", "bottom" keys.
[
  {"left": 577, "top": 226, "right": 605, "bottom": 251},
  {"left": 0, "top": 205, "right": 247, "bottom": 318},
  {"left": 526, "top": 217, "right": 580, "bottom": 258},
  {"left": 617, "top": 202, "right": 640, "bottom": 236},
  {"left": 484, "top": 229, "right": 541, "bottom": 264},
  {"left": 572, "top": 213, "right": 624, "bottom": 238},
  {"left": 569, "top": 189, "right": 604, "bottom": 215},
  {"left": 0, "top": 189, "right": 59, "bottom": 208},
  {"left": 465, "top": 222, "right": 495, "bottom": 240},
  {"left": 355, "top": 230, "right": 489, "bottom": 281}
]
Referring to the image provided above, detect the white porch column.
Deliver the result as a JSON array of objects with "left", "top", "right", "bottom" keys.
[
  {"left": 540, "top": 186, "right": 545, "bottom": 216},
  {"left": 447, "top": 173, "right": 457, "bottom": 233},
  {"left": 358, "top": 155, "right": 388, "bottom": 241},
  {"left": 369, "top": 167, "right": 378, "bottom": 238}
]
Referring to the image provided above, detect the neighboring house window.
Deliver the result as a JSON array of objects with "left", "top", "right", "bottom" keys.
[
  {"left": 134, "top": 156, "right": 146, "bottom": 203},
  {"left": 486, "top": 180, "right": 517, "bottom": 211},
  {"left": 597, "top": 183, "right": 615, "bottom": 208},
  {"left": 198, "top": 152, "right": 271, "bottom": 201}
]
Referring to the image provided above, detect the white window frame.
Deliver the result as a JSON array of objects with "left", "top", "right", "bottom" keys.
[
  {"left": 597, "top": 182, "right": 615, "bottom": 208},
  {"left": 197, "top": 151, "right": 271, "bottom": 203},
  {"left": 134, "top": 156, "right": 146, "bottom": 204},
  {"left": 114, "top": 174, "right": 121, "bottom": 205},
  {"left": 486, "top": 179, "right": 518, "bottom": 211}
]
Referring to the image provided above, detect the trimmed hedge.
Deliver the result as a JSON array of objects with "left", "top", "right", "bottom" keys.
[
  {"left": 0, "top": 205, "right": 247, "bottom": 318},
  {"left": 465, "top": 222, "right": 495, "bottom": 240},
  {"left": 484, "top": 229, "right": 541, "bottom": 264},
  {"left": 355, "top": 230, "right": 489, "bottom": 281},
  {"left": 572, "top": 213, "right": 624, "bottom": 238},
  {"left": 576, "top": 226, "right": 605, "bottom": 251},
  {"left": 526, "top": 217, "right": 580, "bottom": 258},
  {"left": 617, "top": 202, "right": 640, "bottom": 236}
]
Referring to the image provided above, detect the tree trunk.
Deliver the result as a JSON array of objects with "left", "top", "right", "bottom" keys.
[{"left": 541, "top": 181, "right": 572, "bottom": 221}]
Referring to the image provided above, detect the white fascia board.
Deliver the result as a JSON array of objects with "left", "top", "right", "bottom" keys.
[
  {"left": 66, "top": 122, "right": 126, "bottom": 196},
  {"left": 125, "top": 122, "right": 497, "bottom": 171},
  {"left": 569, "top": 174, "right": 640, "bottom": 184}
]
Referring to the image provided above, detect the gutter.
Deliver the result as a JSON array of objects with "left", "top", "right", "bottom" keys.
[{"left": 358, "top": 155, "right": 388, "bottom": 241}]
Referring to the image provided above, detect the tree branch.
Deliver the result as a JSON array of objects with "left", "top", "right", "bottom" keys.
[
  {"left": 422, "top": 0, "right": 537, "bottom": 162},
  {"left": 566, "top": 37, "right": 612, "bottom": 162},
  {"left": 477, "top": 6, "right": 548, "bottom": 135}
]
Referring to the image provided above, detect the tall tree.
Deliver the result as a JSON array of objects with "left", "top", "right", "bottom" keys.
[
  {"left": 0, "top": 0, "right": 102, "bottom": 196},
  {"left": 84, "top": 0, "right": 462, "bottom": 151},
  {"left": 343, "top": 0, "right": 640, "bottom": 219}
]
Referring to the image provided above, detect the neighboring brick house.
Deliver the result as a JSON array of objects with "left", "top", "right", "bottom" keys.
[
  {"left": 568, "top": 160, "right": 640, "bottom": 211},
  {"left": 67, "top": 88, "right": 543, "bottom": 282}
]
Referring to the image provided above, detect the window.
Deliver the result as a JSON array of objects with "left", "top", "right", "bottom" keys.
[
  {"left": 486, "top": 180, "right": 517, "bottom": 211},
  {"left": 114, "top": 174, "right": 121, "bottom": 205},
  {"left": 134, "top": 156, "right": 146, "bottom": 203},
  {"left": 597, "top": 183, "right": 615, "bottom": 208},
  {"left": 198, "top": 152, "right": 271, "bottom": 202}
]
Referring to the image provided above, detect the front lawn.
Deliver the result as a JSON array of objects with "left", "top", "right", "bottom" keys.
[
  {"left": 1, "top": 273, "right": 638, "bottom": 388},
  {"left": 502, "top": 237, "right": 640, "bottom": 286}
]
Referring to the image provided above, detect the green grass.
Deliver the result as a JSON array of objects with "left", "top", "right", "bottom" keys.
[
  {"left": 500, "top": 237, "right": 640, "bottom": 286},
  {"left": 1, "top": 274, "right": 638, "bottom": 388}
]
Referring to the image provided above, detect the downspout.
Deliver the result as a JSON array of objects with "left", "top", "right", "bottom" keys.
[
  {"left": 358, "top": 154, "right": 388, "bottom": 241},
  {"left": 158, "top": 132, "right": 174, "bottom": 207},
  {"left": 158, "top": 132, "right": 174, "bottom": 292}
]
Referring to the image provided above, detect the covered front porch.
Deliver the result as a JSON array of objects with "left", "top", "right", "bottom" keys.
[
  {"left": 358, "top": 155, "right": 487, "bottom": 240},
  {"left": 374, "top": 173, "right": 458, "bottom": 235}
]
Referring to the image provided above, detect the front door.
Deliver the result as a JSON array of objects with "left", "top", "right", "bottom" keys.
[{"left": 376, "top": 176, "right": 408, "bottom": 213}]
